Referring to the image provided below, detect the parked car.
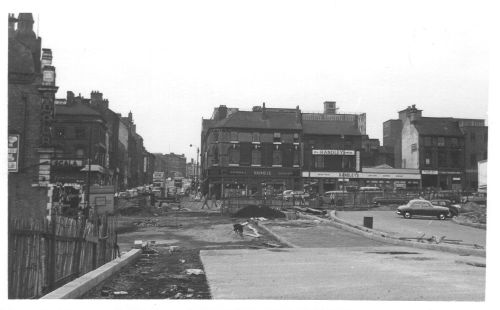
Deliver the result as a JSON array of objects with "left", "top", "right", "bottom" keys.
[
  {"left": 116, "top": 191, "right": 129, "bottom": 198},
  {"left": 321, "top": 191, "right": 349, "bottom": 205},
  {"left": 292, "top": 191, "right": 310, "bottom": 200},
  {"left": 430, "top": 199, "right": 461, "bottom": 217},
  {"left": 396, "top": 199, "right": 450, "bottom": 220},
  {"left": 282, "top": 190, "right": 294, "bottom": 201}
]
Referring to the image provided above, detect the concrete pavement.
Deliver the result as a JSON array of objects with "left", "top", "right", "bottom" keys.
[
  {"left": 336, "top": 211, "right": 486, "bottom": 247},
  {"left": 201, "top": 246, "right": 485, "bottom": 300}
]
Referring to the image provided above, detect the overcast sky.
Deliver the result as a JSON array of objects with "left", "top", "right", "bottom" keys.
[{"left": 7, "top": 0, "right": 490, "bottom": 161}]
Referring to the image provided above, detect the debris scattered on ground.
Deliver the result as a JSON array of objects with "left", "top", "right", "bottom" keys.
[
  {"left": 168, "top": 246, "right": 179, "bottom": 253},
  {"left": 133, "top": 218, "right": 160, "bottom": 227},
  {"left": 234, "top": 205, "right": 285, "bottom": 218},
  {"left": 133, "top": 240, "right": 143, "bottom": 248},
  {"left": 186, "top": 269, "right": 205, "bottom": 275},
  {"left": 250, "top": 217, "right": 268, "bottom": 221},
  {"left": 180, "top": 259, "right": 186, "bottom": 263},
  {"left": 174, "top": 292, "right": 183, "bottom": 299}
]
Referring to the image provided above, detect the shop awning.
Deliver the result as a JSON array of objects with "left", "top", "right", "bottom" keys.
[{"left": 80, "top": 164, "right": 105, "bottom": 174}]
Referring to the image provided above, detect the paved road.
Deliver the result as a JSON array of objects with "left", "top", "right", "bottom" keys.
[
  {"left": 201, "top": 246, "right": 485, "bottom": 300},
  {"left": 263, "top": 219, "right": 389, "bottom": 248},
  {"left": 337, "top": 211, "right": 486, "bottom": 247}
]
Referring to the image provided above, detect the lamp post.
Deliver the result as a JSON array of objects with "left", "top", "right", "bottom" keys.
[{"left": 308, "top": 145, "right": 314, "bottom": 193}]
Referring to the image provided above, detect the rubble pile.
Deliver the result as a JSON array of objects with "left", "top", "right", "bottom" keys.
[{"left": 234, "top": 205, "right": 285, "bottom": 218}]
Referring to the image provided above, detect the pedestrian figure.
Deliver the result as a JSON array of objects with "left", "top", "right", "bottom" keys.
[
  {"left": 330, "top": 192, "right": 336, "bottom": 206},
  {"left": 201, "top": 193, "right": 210, "bottom": 209}
]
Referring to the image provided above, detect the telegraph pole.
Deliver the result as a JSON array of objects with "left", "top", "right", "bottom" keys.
[{"left": 86, "top": 127, "right": 92, "bottom": 219}]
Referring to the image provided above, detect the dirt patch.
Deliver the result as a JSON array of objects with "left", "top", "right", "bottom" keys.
[
  {"left": 233, "top": 205, "right": 285, "bottom": 218},
  {"left": 82, "top": 208, "right": 287, "bottom": 299}
]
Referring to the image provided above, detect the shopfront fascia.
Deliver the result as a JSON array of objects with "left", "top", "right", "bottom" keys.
[
  {"left": 421, "top": 169, "right": 463, "bottom": 190},
  {"left": 207, "top": 166, "right": 301, "bottom": 195},
  {"left": 301, "top": 171, "right": 421, "bottom": 192}
]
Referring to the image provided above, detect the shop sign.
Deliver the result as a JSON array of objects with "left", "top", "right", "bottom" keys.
[
  {"left": 439, "top": 171, "right": 462, "bottom": 175},
  {"left": 8, "top": 134, "right": 20, "bottom": 172},
  {"left": 421, "top": 170, "right": 438, "bottom": 175},
  {"left": 452, "top": 177, "right": 461, "bottom": 181},
  {"left": 253, "top": 170, "right": 271, "bottom": 176},
  {"left": 51, "top": 159, "right": 84, "bottom": 168},
  {"left": 229, "top": 170, "right": 246, "bottom": 175},
  {"left": 303, "top": 171, "right": 421, "bottom": 180},
  {"left": 312, "top": 149, "right": 355, "bottom": 156}
]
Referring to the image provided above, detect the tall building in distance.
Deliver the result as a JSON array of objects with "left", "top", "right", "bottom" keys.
[{"left": 384, "top": 105, "right": 488, "bottom": 191}]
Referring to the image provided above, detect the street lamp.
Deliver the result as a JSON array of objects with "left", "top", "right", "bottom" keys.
[{"left": 308, "top": 145, "right": 314, "bottom": 193}]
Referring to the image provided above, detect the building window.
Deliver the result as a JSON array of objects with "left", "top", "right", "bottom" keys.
[
  {"left": 314, "top": 155, "right": 324, "bottom": 169},
  {"left": 213, "top": 131, "right": 219, "bottom": 142},
  {"left": 228, "top": 144, "right": 240, "bottom": 164},
  {"left": 293, "top": 145, "right": 300, "bottom": 166},
  {"left": 75, "top": 127, "right": 86, "bottom": 139},
  {"left": 230, "top": 131, "right": 238, "bottom": 142},
  {"left": 449, "top": 137, "right": 458, "bottom": 147},
  {"left": 55, "top": 127, "right": 65, "bottom": 138},
  {"left": 272, "top": 144, "right": 282, "bottom": 165},
  {"left": 470, "top": 132, "right": 476, "bottom": 142},
  {"left": 251, "top": 145, "right": 261, "bottom": 165},
  {"left": 273, "top": 132, "right": 281, "bottom": 143},
  {"left": 431, "top": 137, "right": 437, "bottom": 146},
  {"left": 213, "top": 145, "right": 219, "bottom": 164},
  {"left": 470, "top": 153, "right": 476, "bottom": 166},
  {"left": 293, "top": 133, "right": 299, "bottom": 143},
  {"left": 424, "top": 137, "right": 432, "bottom": 146},
  {"left": 437, "top": 137, "right": 445, "bottom": 147},
  {"left": 438, "top": 150, "right": 447, "bottom": 167},
  {"left": 75, "top": 148, "right": 85, "bottom": 158},
  {"left": 424, "top": 150, "right": 432, "bottom": 166},
  {"left": 252, "top": 132, "right": 260, "bottom": 143},
  {"left": 450, "top": 151, "right": 461, "bottom": 168},
  {"left": 411, "top": 143, "right": 417, "bottom": 152}
]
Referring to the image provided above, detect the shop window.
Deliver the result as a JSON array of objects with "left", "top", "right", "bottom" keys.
[
  {"left": 251, "top": 145, "right": 261, "bottom": 165},
  {"left": 213, "top": 131, "right": 219, "bottom": 142},
  {"left": 424, "top": 137, "right": 432, "bottom": 146},
  {"left": 273, "top": 132, "right": 281, "bottom": 143},
  {"left": 75, "top": 127, "right": 86, "bottom": 139},
  {"left": 437, "top": 137, "right": 445, "bottom": 147},
  {"left": 228, "top": 144, "right": 240, "bottom": 165},
  {"left": 272, "top": 144, "right": 282, "bottom": 166}
]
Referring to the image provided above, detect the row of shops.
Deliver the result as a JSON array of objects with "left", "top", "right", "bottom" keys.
[{"left": 203, "top": 166, "right": 465, "bottom": 197}]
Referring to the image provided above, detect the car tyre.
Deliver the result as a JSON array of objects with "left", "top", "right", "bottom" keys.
[
  {"left": 438, "top": 213, "right": 446, "bottom": 220},
  {"left": 404, "top": 211, "right": 412, "bottom": 219}
]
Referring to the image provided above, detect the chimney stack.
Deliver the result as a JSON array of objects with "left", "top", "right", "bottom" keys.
[
  {"left": 41, "top": 48, "right": 52, "bottom": 68},
  {"left": 262, "top": 102, "right": 267, "bottom": 119},
  {"left": 323, "top": 101, "right": 337, "bottom": 114},
  {"left": 296, "top": 105, "right": 301, "bottom": 123}
]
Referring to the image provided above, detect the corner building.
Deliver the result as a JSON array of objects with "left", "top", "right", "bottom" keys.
[{"left": 201, "top": 104, "right": 303, "bottom": 198}]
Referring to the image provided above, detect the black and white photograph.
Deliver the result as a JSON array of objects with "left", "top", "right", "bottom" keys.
[{"left": 3, "top": 0, "right": 498, "bottom": 307}]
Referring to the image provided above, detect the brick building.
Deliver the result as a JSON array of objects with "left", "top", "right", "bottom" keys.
[
  {"left": 301, "top": 102, "right": 364, "bottom": 193},
  {"left": 52, "top": 93, "right": 110, "bottom": 185},
  {"left": 388, "top": 105, "right": 488, "bottom": 190},
  {"left": 201, "top": 103, "right": 303, "bottom": 197},
  {"left": 8, "top": 13, "right": 58, "bottom": 219},
  {"left": 153, "top": 152, "right": 187, "bottom": 178}
]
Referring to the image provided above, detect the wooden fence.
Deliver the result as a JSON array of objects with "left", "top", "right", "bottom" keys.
[{"left": 8, "top": 215, "right": 118, "bottom": 299}]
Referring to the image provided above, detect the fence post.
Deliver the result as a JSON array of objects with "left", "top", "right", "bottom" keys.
[
  {"left": 48, "top": 215, "right": 56, "bottom": 291},
  {"left": 72, "top": 219, "right": 84, "bottom": 277},
  {"left": 92, "top": 218, "right": 98, "bottom": 270}
]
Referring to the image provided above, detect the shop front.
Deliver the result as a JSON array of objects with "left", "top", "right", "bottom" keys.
[
  {"left": 421, "top": 169, "right": 463, "bottom": 190},
  {"left": 207, "top": 166, "right": 301, "bottom": 198},
  {"left": 302, "top": 169, "right": 421, "bottom": 193}
]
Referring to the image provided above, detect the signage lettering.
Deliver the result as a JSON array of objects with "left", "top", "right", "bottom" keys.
[
  {"left": 312, "top": 149, "right": 355, "bottom": 156},
  {"left": 421, "top": 170, "right": 438, "bottom": 175}
]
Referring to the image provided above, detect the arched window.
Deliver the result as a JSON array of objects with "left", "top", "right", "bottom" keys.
[{"left": 252, "top": 144, "right": 261, "bottom": 166}]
